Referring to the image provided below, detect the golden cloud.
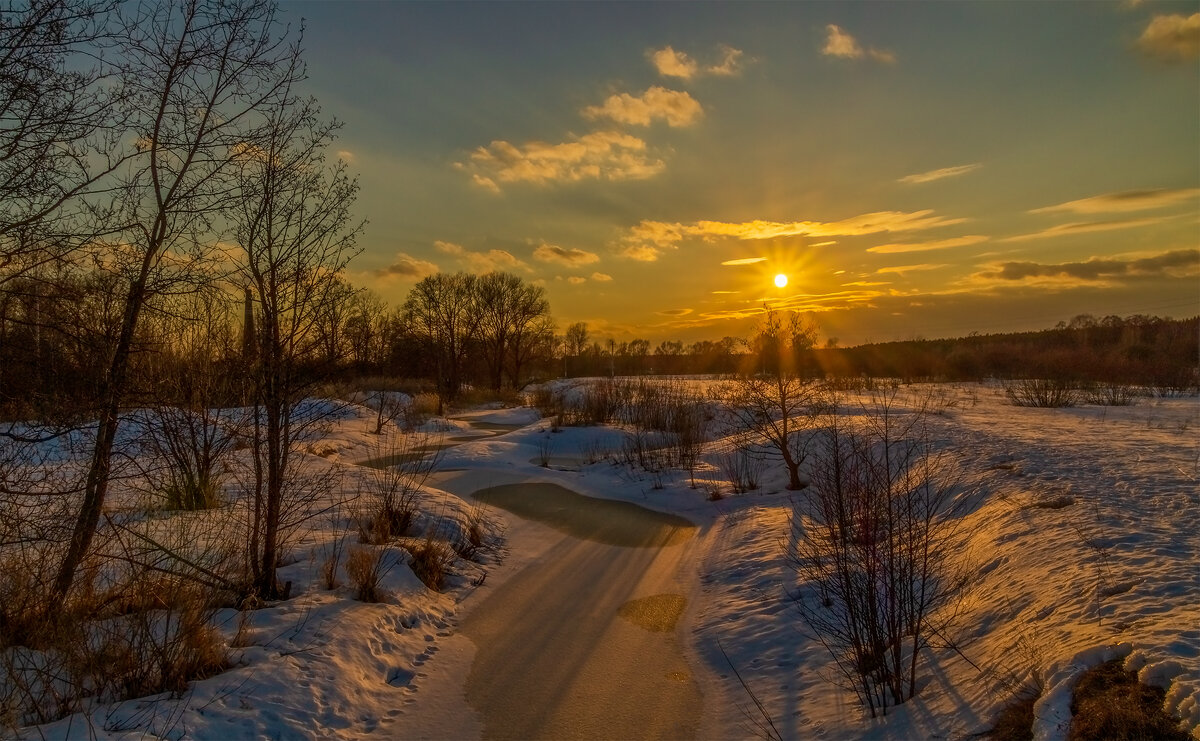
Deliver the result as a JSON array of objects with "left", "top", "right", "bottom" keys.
[
  {"left": 591, "top": 272, "right": 613, "bottom": 282},
  {"left": 533, "top": 243, "right": 601, "bottom": 266},
  {"left": 616, "top": 244, "right": 664, "bottom": 262},
  {"left": 1137, "top": 13, "right": 1200, "bottom": 61},
  {"left": 897, "top": 163, "right": 982, "bottom": 185},
  {"left": 648, "top": 44, "right": 745, "bottom": 79},
  {"left": 822, "top": 24, "right": 895, "bottom": 64},
  {"left": 435, "top": 240, "right": 531, "bottom": 273},
  {"left": 376, "top": 252, "right": 439, "bottom": 280},
  {"left": 567, "top": 276, "right": 587, "bottom": 285},
  {"left": 649, "top": 46, "right": 699, "bottom": 79},
  {"left": 875, "top": 263, "right": 948, "bottom": 275},
  {"left": 619, "top": 210, "right": 965, "bottom": 260},
  {"left": 867, "top": 235, "right": 989, "bottom": 254},
  {"left": 1000, "top": 216, "right": 1172, "bottom": 242},
  {"left": 582, "top": 86, "right": 704, "bottom": 128},
  {"left": 1030, "top": 187, "right": 1200, "bottom": 215},
  {"left": 461, "top": 130, "right": 664, "bottom": 189},
  {"left": 721, "top": 257, "right": 768, "bottom": 266},
  {"left": 708, "top": 44, "right": 745, "bottom": 76}
]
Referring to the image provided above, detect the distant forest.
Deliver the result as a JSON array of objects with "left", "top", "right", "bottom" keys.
[
  {"left": 2, "top": 298, "right": 1196, "bottom": 422},
  {"left": 558, "top": 313, "right": 1199, "bottom": 393}
]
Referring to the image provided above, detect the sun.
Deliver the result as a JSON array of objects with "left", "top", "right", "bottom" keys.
[{"left": 774, "top": 273, "right": 788, "bottom": 288}]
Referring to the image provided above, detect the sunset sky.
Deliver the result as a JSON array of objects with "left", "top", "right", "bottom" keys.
[{"left": 289, "top": 1, "right": 1199, "bottom": 346}]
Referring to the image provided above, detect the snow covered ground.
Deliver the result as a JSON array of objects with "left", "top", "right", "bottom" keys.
[{"left": 9, "top": 380, "right": 1199, "bottom": 740}]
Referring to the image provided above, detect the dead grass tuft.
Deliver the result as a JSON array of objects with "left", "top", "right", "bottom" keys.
[
  {"left": 407, "top": 536, "right": 455, "bottom": 591},
  {"left": 1068, "top": 660, "right": 1190, "bottom": 741},
  {"left": 346, "top": 546, "right": 388, "bottom": 603}
]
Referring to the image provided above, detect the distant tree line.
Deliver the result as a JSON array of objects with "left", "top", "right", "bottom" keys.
[
  {"left": 812, "top": 313, "right": 1198, "bottom": 391},
  {"left": 556, "top": 312, "right": 1197, "bottom": 392}
]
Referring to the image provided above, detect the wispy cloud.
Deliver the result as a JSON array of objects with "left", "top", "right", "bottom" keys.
[
  {"left": 867, "top": 235, "right": 989, "bottom": 254},
  {"left": 1030, "top": 187, "right": 1200, "bottom": 215},
  {"left": 649, "top": 46, "right": 698, "bottom": 79},
  {"left": 898, "top": 163, "right": 981, "bottom": 185},
  {"left": 566, "top": 276, "right": 587, "bottom": 285},
  {"left": 708, "top": 44, "right": 746, "bottom": 76},
  {"left": 336, "top": 150, "right": 356, "bottom": 164},
  {"left": 1000, "top": 216, "right": 1172, "bottom": 242},
  {"left": 459, "top": 130, "right": 664, "bottom": 190},
  {"left": 974, "top": 248, "right": 1199, "bottom": 284},
  {"left": 435, "top": 240, "right": 531, "bottom": 273},
  {"left": 583, "top": 86, "right": 703, "bottom": 127},
  {"left": 657, "top": 308, "right": 693, "bottom": 317},
  {"left": 822, "top": 24, "right": 896, "bottom": 64},
  {"left": 1137, "top": 13, "right": 1200, "bottom": 61},
  {"left": 875, "top": 263, "right": 948, "bottom": 275},
  {"left": 721, "top": 257, "right": 768, "bottom": 266},
  {"left": 591, "top": 272, "right": 613, "bottom": 282},
  {"left": 375, "top": 252, "right": 439, "bottom": 280},
  {"left": 648, "top": 44, "right": 746, "bottom": 79},
  {"left": 532, "top": 243, "right": 601, "bottom": 267},
  {"left": 618, "top": 209, "right": 965, "bottom": 260}
]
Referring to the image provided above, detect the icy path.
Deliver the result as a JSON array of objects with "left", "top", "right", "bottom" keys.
[{"left": 401, "top": 471, "right": 726, "bottom": 740}]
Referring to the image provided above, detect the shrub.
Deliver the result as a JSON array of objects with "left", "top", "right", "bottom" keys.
[
  {"left": 791, "top": 393, "right": 975, "bottom": 717},
  {"left": 1081, "top": 383, "right": 1138, "bottom": 407},
  {"left": 988, "top": 696, "right": 1036, "bottom": 740},
  {"left": 452, "top": 507, "right": 489, "bottom": 562},
  {"left": 357, "top": 432, "right": 441, "bottom": 544},
  {"left": 715, "top": 439, "right": 764, "bottom": 494},
  {"left": 407, "top": 536, "right": 455, "bottom": 591},
  {"left": 1005, "top": 378, "right": 1077, "bottom": 408},
  {"left": 1068, "top": 660, "right": 1190, "bottom": 741},
  {"left": 346, "top": 546, "right": 388, "bottom": 603}
]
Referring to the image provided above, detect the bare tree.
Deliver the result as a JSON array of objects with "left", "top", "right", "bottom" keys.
[
  {"left": 721, "top": 374, "right": 823, "bottom": 491},
  {"left": 52, "top": 0, "right": 304, "bottom": 601},
  {"left": 509, "top": 314, "right": 555, "bottom": 389},
  {"left": 0, "top": 0, "right": 122, "bottom": 286},
  {"left": 789, "top": 392, "right": 975, "bottom": 716},
  {"left": 476, "top": 271, "right": 550, "bottom": 391},
  {"left": 403, "top": 272, "right": 480, "bottom": 412},
  {"left": 344, "top": 288, "right": 389, "bottom": 369},
  {"left": 231, "top": 83, "right": 362, "bottom": 599},
  {"left": 138, "top": 289, "right": 241, "bottom": 510}
]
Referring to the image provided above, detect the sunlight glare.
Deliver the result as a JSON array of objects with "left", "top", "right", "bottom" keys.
[{"left": 774, "top": 273, "right": 788, "bottom": 288}]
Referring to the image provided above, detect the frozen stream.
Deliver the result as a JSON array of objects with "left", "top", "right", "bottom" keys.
[{"left": 461, "top": 483, "right": 705, "bottom": 740}]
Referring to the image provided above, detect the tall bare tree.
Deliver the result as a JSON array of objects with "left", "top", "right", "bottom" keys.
[
  {"left": 232, "top": 88, "right": 362, "bottom": 599},
  {"left": 0, "top": 0, "right": 121, "bottom": 286},
  {"left": 403, "top": 272, "right": 480, "bottom": 412},
  {"left": 475, "top": 271, "right": 550, "bottom": 391},
  {"left": 52, "top": 0, "right": 303, "bottom": 601}
]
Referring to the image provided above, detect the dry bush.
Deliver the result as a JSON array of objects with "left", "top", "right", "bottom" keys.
[
  {"left": 1081, "top": 383, "right": 1139, "bottom": 407},
  {"left": 140, "top": 404, "right": 240, "bottom": 511},
  {"left": 790, "top": 393, "right": 976, "bottom": 717},
  {"left": 530, "top": 385, "right": 565, "bottom": 430},
  {"left": 454, "top": 387, "right": 523, "bottom": 408},
  {"left": 715, "top": 437, "right": 765, "bottom": 494},
  {"left": 357, "top": 433, "right": 441, "bottom": 544},
  {"left": 407, "top": 536, "right": 455, "bottom": 591},
  {"left": 410, "top": 392, "right": 440, "bottom": 418},
  {"left": 452, "top": 506, "right": 491, "bottom": 562},
  {"left": 988, "top": 696, "right": 1036, "bottom": 740},
  {"left": 1, "top": 564, "right": 230, "bottom": 730},
  {"left": 1005, "top": 378, "right": 1077, "bottom": 408},
  {"left": 346, "top": 546, "right": 388, "bottom": 603},
  {"left": 1068, "top": 660, "right": 1190, "bottom": 741}
]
